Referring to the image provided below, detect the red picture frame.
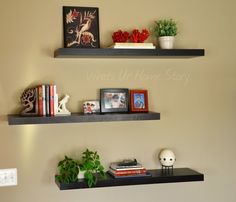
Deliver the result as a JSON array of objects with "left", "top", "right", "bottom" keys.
[{"left": 130, "top": 90, "right": 148, "bottom": 112}]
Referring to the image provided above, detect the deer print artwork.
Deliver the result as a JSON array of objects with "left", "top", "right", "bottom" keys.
[{"left": 63, "top": 7, "right": 100, "bottom": 48}]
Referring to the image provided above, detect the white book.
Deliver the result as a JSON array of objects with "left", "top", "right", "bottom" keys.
[
  {"left": 42, "top": 85, "right": 46, "bottom": 116},
  {"left": 110, "top": 43, "right": 155, "bottom": 49},
  {"left": 53, "top": 85, "right": 57, "bottom": 115}
]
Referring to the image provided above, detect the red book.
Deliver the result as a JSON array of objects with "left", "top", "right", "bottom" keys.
[
  {"left": 49, "top": 85, "right": 55, "bottom": 116},
  {"left": 38, "top": 85, "right": 43, "bottom": 116},
  {"left": 109, "top": 168, "right": 147, "bottom": 176}
]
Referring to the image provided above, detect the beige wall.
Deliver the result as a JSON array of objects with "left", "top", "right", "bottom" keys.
[{"left": 1, "top": 0, "right": 236, "bottom": 201}]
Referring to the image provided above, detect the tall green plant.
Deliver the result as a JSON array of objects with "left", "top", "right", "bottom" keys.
[
  {"left": 55, "top": 156, "right": 79, "bottom": 184},
  {"left": 153, "top": 19, "right": 177, "bottom": 37},
  {"left": 80, "top": 149, "right": 105, "bottom": 188}
]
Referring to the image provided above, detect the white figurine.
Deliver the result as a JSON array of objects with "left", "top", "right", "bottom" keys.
[
  {"left": 57, "top": 94, "right": 71, "bottom": 116},
  {"left": 159, "top": 149, "right": 176, "bottom": 168}
]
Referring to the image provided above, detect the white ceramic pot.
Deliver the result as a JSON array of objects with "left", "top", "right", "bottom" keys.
[
  {"left": 78, "top": 170, "right": 85, "bottom": 179},
  {"left": 158, "top": 36, "right": 175, "bottom": 49}
]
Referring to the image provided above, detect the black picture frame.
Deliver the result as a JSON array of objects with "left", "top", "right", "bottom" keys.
[
  {"left": 100, "top": 88, "right": 129, "bottom": 113},
  {"left": 63, "top": 6, "right": 100, "bottom": 48}
]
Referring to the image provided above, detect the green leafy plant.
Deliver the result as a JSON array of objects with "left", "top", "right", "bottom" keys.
[
  {"left": 55, "top": 156, "right": 79, "bottom": 184},
  {"left": 153, "top": 19, "right": 177, "bottom": 37},
  {"left": 80, "top": 149, "right": 105, "bottom": 188}
]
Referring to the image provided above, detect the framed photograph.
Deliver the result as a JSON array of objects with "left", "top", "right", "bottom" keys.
[
  {"left": 83, "top": 100, "right": 100, "bottom": 114},
  {"left": 63, "top": 6, "right": 100, "bottom": 48},
  {"left": 130, "top": 90, "right": 149, "bottom": 112},
  {"left": 100, "top": 89, "right": 129, "bottom": 113}
]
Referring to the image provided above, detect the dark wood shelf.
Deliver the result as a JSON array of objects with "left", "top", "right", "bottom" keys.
[
  {"left": 55, "top": 168, "right": 204, "bottom": 190},
  {"left": 8, "top": 112, "right": 160, "bottom": 125},
  {"left": 54, "top": 48, "right": 205, "bottom": 58}
]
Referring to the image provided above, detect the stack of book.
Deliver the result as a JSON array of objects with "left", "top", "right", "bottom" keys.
[
  {"left": 110, "top": 43, "right": 156, "bottom": 49},
  {"left": 37, "top": 84, "right": 57, "bottom": 116},
  {"left": 33, "top": 84, "right": 58, "bottom": 117},
  {"left": 108, "top": 159, "right": 151, "bottom": 178}
]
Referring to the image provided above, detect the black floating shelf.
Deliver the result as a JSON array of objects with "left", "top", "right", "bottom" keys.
[
  {"left": 54, "top": 48, "right": 205, "bottom": 58},
  {"left": 8, "top": 112, "right": 160, "bottom": 125},
  {"left": 56, "top": 168, "right": 204, "bottom": 190}
]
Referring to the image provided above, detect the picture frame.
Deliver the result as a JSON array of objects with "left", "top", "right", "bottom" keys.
[
  {"left": 83, "top": 100, "right": 100, "bottom": 114},
  {"left": 63, "top": 6, "right": 100, "bottom": 48},
  {"left": 100, "top": 88, "right": 129, "bottom": 113},
  {"left": 130, "top": 90, "right": 149, "bottom": 112}
]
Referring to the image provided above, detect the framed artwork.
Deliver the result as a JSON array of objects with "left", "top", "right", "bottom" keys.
[
  {"left": 63, "top": 6, "right": 100, "bottom": 48},
  {"left": 83, "top": 100, "right": 100, "bottom": 114},
  {"left": 130, "top": 90, "right": 149, "bottom": 112},
  {"left": 100, "top": 89, "right": 129, "bottom": 113}
]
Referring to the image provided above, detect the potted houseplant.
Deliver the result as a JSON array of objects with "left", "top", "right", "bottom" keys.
[
  {"left": 153, "top": 19, "right": 177, "bottom": 49},
  {"left": 79, "top": 149, "right": 105, "bottom": 187},
  {"left": 55, "top": 155, "right": 80, "bottom": 184}
]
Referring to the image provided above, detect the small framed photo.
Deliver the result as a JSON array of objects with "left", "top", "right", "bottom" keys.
[
  {"left": 63, "top": 6, "right": 100, "bottom": 48},
  {"left": 100, "top": 89, "right": 129, "bottom": 113},
  {"left": 130, "top": 90, "right": 149, "bottom": 112},
  {"left": 83, "top": 100, "right": 100, "bottom": 114}
]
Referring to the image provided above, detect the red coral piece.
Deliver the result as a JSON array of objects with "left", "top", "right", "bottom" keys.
[
  {"left": 130, "top": 28, "right": 150, "bottom": 43},
  {"left": 112, "top": 30, "right": 130, "bottom": 43}
]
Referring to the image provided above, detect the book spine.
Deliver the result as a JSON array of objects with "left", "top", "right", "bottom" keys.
[
  {"left": 35, "top": 87, "right": 38, "bottom": 115},
  {"left": 109, "top": 169, "right": 146, "bottom": 175},
  {"left": 42, "top": 85, "right": 46, "bottom": 116},
  {"left": 110, "top": 163, "right": 143, "bottom": 170},
  {"left": 110, "top": 166, "right": 144, "bottom": 171},
  {"left": 53, "top": 85, "right": 57, "bottom": 115},
  {"left": 38, "top": 85, "right": 43, "bottom": 116},
  {"left": 108, "top": 171, "right": 151, "bottom": 178},
  {"left": 49, "top": 85, "right": 55, "bottom": 116},
  {"left": 45, "top": 85, "right": 50, "bottom": 116}
]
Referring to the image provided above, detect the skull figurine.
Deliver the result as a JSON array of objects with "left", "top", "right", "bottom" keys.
[{"left": 159, "top": 149, "right": 176, "bottom": 167}]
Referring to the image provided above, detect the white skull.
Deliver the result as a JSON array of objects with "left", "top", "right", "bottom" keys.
[{"left": 159, "top": 149, "right": 176, "bottom": 167}]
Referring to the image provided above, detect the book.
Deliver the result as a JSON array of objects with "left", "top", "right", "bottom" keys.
[
  {"left": 110, "top": 162, "right": 143, "bottom": 170},
  {"left": 108, "top": 168, "right": 147, "bottom": 176},
  {"left": 49, "top": 85, "right": 55, "bottom": 116},
  {"left": 110, "top": 43, "right": 155, "bottom": 49},
  {"left": 42, "top": 85, "right": 46, "bottom": 116},
  {"left": 107, "top": 171, "right": 152, "bottom": 178},
  {"left": 45, "top": 85, "right": 50, "bottom": 116}
]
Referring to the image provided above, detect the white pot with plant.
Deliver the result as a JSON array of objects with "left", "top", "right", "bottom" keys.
[{"left": 153, "top": 19, "right": 177, "bottom": 49}]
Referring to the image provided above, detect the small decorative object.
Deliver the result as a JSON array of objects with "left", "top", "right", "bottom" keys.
[
  {"left": 100, "top": 88, "right": 129, "bottom": 113},
  {"left": 112, "top": 30, "right": 130, "bottom": 43},
  {"left": 153, "top": 19, "right": 177, "bottom": 49},
  {"left": 130, "top": 29, "right": 150, "bottom": 43},
  {"left": 83, "top": 100, "right": 100, "bottom": 114},
  {"left": 159, "top": 149, "right": 176, "bottom": 170},
  {"left": 79, "top": 149, "right": 105, "bottom": 187},
  {"left": 55, "top": 156, "right": 80, "bottom": 184},
  {"left": 20, "top": 88, "right": 38, "bottom": 116},
  {"left": 57, "top": 95, "right": 71, "bottom": 116},
  {"left": 130, "top": 90, "right": 148, "bottom": 112},
  {"left": 63, "top": 6, "right": 100, "bottom": 48}
]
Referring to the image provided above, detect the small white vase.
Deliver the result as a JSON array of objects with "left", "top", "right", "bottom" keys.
[
  {"left": 158, "top": 36, "right": 175, "bottom": 49},
  {"left": 78, "top": 170, "right": 85, "bottom": 179}
]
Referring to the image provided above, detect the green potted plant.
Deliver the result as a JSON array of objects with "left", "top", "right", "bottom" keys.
[
  {"left": 55, "top": 155, "right": 80, "bottom": 184},
  {"left": 79, "top": 149, "right": 105, "bottom": 188},
  {"left": 153, "top": 19, "right": 177, "bottom": 49}
]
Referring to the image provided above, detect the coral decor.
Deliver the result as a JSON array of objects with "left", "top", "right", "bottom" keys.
[
  {"left": 130, "top": 29, "right": 150, "bottom": 43},
  {"left": 112, "top": 29, "right": 150, "bottom": 43},
  {"left": 112, "top": 30, "right": 130, "bottom": 43}
]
